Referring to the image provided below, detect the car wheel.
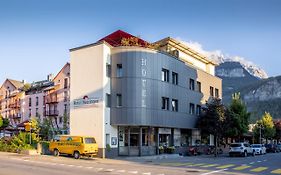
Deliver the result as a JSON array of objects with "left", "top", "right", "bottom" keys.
[
  {"left": 54, "top": 149, "right": 59, "bottom": 157},
  {"left": 244, "top": 151, "right": 247, "bottom": 157},
  {"left": 74, "top": 151, "right": 80, "bottom": 159}
]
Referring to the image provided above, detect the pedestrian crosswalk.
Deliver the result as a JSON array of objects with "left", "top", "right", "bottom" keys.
[{"left": 158, "top": 162, "right": 281, "bottom": 174}]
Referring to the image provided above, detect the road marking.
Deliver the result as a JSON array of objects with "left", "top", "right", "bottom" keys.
[
  {"left": 201, "top": 164, "right": 219, "bottom": 168},
  {"left": 250, "top": 167, "right": 268, "bottom": 172},
  {"left": 104, "top": 169, "right": 114, "bottom": 172},
  {"left": 216, "top": 164, "right": 235, "bottom": 169},
  {"left": 128, "top": 171, "right": 138, "bottom": 174},
  {"left": 85, "top": 167, "right": 93, "bottom": 169},
  {"left": 233, "top": 165, "right": 251, "bottom": 170},
  {"left": 201, "top": 169, "right": 227, "bottom": 175},
  {"left": 189, "top": 163, "right": 205, "bottom": 167},
  {"left": 116, "top": 170, "right": 126, "bottom": 173},
  {"left": 95, "top": 168, "right": 103, "bottom": 171},
  {"left": 257, "top": 161, "right": 262, "bottom": 163},
  {"left": 249, "top": 162, "right": 255, "bottom": 164},
  {"left": 271, "top": 169, "right": 281, "bottom": 174},
  {"left": 67, "top": 164, "right": 74, "bottom": 167},
  {"left": 59, "top": 163, "right": 65, "bottom": 166},
  {"left": 142, "top": 173, "right": 151, "bottom": 175},
  {"left": 76, "top": 165, "right": 83, "bottom": 168},
  {"left": 23, "top": 160, "right": 29, "bottom": 162}
]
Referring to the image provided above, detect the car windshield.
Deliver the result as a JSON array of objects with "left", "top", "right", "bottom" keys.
[
  {"left": 84, "top": 138, "right": 96, "bottom": 144},
  {"left": 231, "top": 144, "right": 241, "bottom": 147},
  {"left": 252, "top": 145, "right": 261, "bottom": 148}
]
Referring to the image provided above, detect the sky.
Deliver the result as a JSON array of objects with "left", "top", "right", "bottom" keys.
[{"left": 0, "top": 0, "right": 280, "bottom": 84}]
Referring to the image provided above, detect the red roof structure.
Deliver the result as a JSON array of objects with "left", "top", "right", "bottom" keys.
[{"left": 98, "top": 30, "right": 149, "bottom": 47}]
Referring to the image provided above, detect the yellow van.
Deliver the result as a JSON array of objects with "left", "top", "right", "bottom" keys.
[{"left": 49, "top": 135, "right": 98, "bottom": 159}]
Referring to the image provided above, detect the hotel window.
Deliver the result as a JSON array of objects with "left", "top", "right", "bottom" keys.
[
  {"left": 210, "top": 86, "right": 214, "bottom": 97},
  {"left": 29, "top": 97, "right": 32, "bottom": 107},
  {"left": 196, "top": 105, "right": 201, "bottom": 116},
  {"left": 36, "top": 108, "right": 39, "bottom": 117},
  {"left": 64, "top": 78, "right": 68, "bottom": 89},
  {"left": 189, "top": 103, "right": 195, "bottom": 115},
  {"left": 106, "top": 93, "right": 111, "bottom": 107},
  {"left": 43, "top": 96, "right": 45, "bottom": 104},
  {"left": 197, "top": 81, "right": 201, "bottom": 93},
  {"left": 117, "top": 64, "right": 123, "bottom": 77},
  {"left": 172, "top": 72, "right": 178, "bottom": 85},
  {"left": 29, "top": 109, "right": 32, "bottom": 117},
  {"left": 171, "top": 99, "right": 178, "bottom": 112},
  {"left": 161, "top": 68, "right": 169, "bottom": 82},
  {"left": 59, "top": 117, "right": 63, "bottom": 124},
  {"left": 189, "top": 79, "right": 195, "bottom": 90},
  {"left": 36, "top": 97, "right": 39, "bottom": 106},
  {"left": 215, "top": 88, "right": 219, "bottom": 98},
  {"left": 116, "top": 94, "right": 122, "bottom": 107},
  {"left": 161, "top": 97, "right": 169, "bottom": 110},
  {"left": 64, "top": 104, "right": 67, "bottom": 114},
  {"left": 106, "top": 64, "right": 111, "bottom": 77}
]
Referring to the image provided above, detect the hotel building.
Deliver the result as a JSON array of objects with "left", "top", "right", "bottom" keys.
[{"left": 70, "top": 30, "right": 222, "bottom": 157}]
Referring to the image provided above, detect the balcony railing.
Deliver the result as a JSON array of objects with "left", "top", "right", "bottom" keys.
[
  {"left": 9, "top": 114, "right": 21, "bottom": 119},
  {"left": 44, "top": 110, "right": 59, "bottom": 116},
  {"left": 45, "top": 93, "right": 58, "bottom": 104},
  {"left": 8, "top": 103, "right": 21, "bottom": 109}
]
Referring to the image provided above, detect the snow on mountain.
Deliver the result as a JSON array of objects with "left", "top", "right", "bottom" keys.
[{"left": 177, "top": 39, "right": 268, "bottom": 79}]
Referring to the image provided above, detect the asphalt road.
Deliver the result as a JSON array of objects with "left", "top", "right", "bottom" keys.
[{"left": 0, "top": 152, "right": 280, "bottom": 175}]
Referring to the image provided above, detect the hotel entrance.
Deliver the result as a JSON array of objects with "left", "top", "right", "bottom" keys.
[{"left": 118, "top": 126, "right": 157, "bottom": 156}]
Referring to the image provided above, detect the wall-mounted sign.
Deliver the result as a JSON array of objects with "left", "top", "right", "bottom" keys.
[
  {"left": 73, "top": 95, "right": 100, "bottom": 107},
  {"left": 111, "top": 137, "right": 117, "bottom": 145}
]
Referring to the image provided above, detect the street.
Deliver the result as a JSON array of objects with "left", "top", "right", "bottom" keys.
[{"left": 0, "top": 152, "right": 280, "bottom": 175}]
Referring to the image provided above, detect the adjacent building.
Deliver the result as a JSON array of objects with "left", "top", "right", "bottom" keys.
[
  {"left": 70, "top": 30, "right": 222, "bottom": 157},
  {"left": 0, "top": 63, "right": 70, "bottom": 134}
]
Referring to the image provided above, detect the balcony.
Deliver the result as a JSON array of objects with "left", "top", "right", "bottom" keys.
[
  {"left": 8, "top": 103, "right": 21, "bottom": 109},
  {"left": 45, "top": 93, "right": 58, "bottom": 104},
  {"left": 44, "top": 110, "right": 59, "bottom": 116},
  {"left": 9, "top": 114, "right": 21, "bottom": 119}
]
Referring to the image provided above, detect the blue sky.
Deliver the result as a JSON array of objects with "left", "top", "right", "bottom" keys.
[{"left": 0, "top": 0, "right": 280, "bottom": 84}]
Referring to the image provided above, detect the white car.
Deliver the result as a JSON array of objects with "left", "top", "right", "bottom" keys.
[
  {"left": 229, "top": 143, "right": 254, "bottom": 157},
  {"left": 251, "top": 144, "right": 266, "bottom": 155}
]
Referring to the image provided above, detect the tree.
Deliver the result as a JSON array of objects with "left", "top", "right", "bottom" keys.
[
  {"left": 0, "top": 116, "right": 3, "bottom": 128},
  {"left": 39, "top": 118, "right": 54, "bottom": 140},
  {"left": 197, "top": 98, "right": 226, "bottom": 156},
  {"left": 227, "top": 93, "right": 250, "bottom": 140},
  {"left": 63, "top": 112, "right": 69, "bottom": 132},
  {"left": 253, "top": 112, "right": 276, "bottom": 143}
]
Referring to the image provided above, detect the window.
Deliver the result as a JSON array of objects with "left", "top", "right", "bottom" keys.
[
  {"left": 29, "top": 98, "right": 32, "bottom": 107},
  {"left": 64, "top": 91, "right": 68, "bottom": 102},
  {"left": 106, "top": 64, "right": 111, "bottom": 77},
  {"left": 215, "top": 88, "right": 219, "bottom": 98},
  {"left": 43, "top": 96, "right": 45, "bottom": 104},
  {"left": 117, "top": 94, "right": 122, "bottom": 107},
  {"left": 189, "top": 103, "right": 195, "bottom": 115},
  {"left": 210, "top": 86, "right": 214, "bottom": 97},
  {"left": 171, "top": 99, "right": 178, "bottom": 112},
  {"left": 189, "top": 79, "right": 195, "bottom": 90},
  {"left": 161, "top": 97, "right": 169, "bottom": 110},
  {"left": 36, "top": 108, "right": 39, "bottom": 117},
  {"left": 197, "top": 81, "right": 201, "bottom": 93},
  {"left": 29, "top": 109, "right": 32, "bottom": 117},
  {"left": 196, "top": 105, "right": 201, "bottom": 116},
  {"left": 172, "top": 72, "right": 178, "bottom": 85},
  {"left": 106, "top": 134, "right": 110, "bottom": 145},
  {"left": 59, "top": 117, "right": 63, "bottom": 124},
  {"left": 64, "top": 104, "right": 67, "bottom": 114},
  {"left": 117, "top": 64, "right": 123, "bottom": 77},
  {"left": 161, "top": 68, "right": 169, "bottom": 82},
  {"left": 64, "top": 78, "right": 68, "bottom": 89},
  {"left": 36, "top": 97, "right": 39, "bottom": 106},
  {"left": 106, "top": 93, "right": 111, "bottom": 107}
]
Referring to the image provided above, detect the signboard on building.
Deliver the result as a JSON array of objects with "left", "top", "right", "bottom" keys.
[{"left": 73, "top": 95, "right": 100, "bottom": 108}]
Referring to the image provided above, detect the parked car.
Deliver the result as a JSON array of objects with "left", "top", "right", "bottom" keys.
[
  {"left": 277, "top": 144, "right": 281, "bottom": 152},
  {"left": 229, "top": 143, "right": 254, "bottom": 157},
  {"left": 49, "top": 135, "right": 98, "bottom": 159},
  {"left": 251, "top": 144, "right": 266, "bottom": 155},
  {"left": 265, "top": 144, "right": 280, "bottom": 153}
]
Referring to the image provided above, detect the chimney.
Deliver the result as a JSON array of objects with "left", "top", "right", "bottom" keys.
[{"left": 47, "top": 74, "right": 54, "bottom": 81}]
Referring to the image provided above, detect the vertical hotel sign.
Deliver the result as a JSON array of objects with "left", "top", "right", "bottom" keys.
[{"left": 141, "top": 58, "right": 147, "bottom": 107}]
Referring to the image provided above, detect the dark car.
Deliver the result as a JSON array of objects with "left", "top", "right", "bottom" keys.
[{"left": 265, "top": 144, "right": 280, "bottom": 153}]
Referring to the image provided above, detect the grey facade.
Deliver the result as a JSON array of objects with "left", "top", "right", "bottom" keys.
[{"left": 110, "top": 48, "right": 221, "bottom": 129}]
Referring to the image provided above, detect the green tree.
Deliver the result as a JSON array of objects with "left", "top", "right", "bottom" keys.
[
  {"left": 273, "top": 120, "right": 281, "bottom": 142},
  {"left": 197, "top": 98, "right": 226, "bottom": 156},
  {"left": 63, "top": 112, "right": 69, "bottom": 132},
  {"left": 0, "top": 116, "right": 3, "bottom": 128},
  {"left": 253, "top": 112, "right": 276, "bottom": 143},
  {"left": 226, "top": 93, "right": 250, "bottom": 140},
  {"left": 39, "top": 118, "right": 54, "bottom": 140}
]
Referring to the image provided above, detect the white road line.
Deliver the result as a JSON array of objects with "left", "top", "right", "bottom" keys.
[
  {"left": 201, "top": 169, "right": 228, "bottom": 175},
  {"left": 128, "top": 171, "right": 138, "bottom": 174},
  {"left": 116, "top": 170, "right": 126, "bottom": 173},
  {"left": 67, "top": 164, "right": 74, "bottom": 167},
  {"left": 85, "top": 167, "right": 93, "bottom": 169},
  {"left": 249, "top": 162, "right": 255, "bottom": 164},
  {"left": 76, "top": 165, "right": 83, "bottom": 168},
  {"left": 59, "top": 163, "right": 65, "bottom": 166},
  {"left": 95, "top": 168, "right": 103, "bottom": 171},
  {"left": 142, "top": 173, "right": 151, "bottom": 175},
  {"left": 257, "top": 161, "right": 262, "bottom": 163},
  {"left": 104, "top": 169, "right": 115, "bottom": 172},
  {"left": 23, "top": 160, "right": 29, "bottom": 162}
]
